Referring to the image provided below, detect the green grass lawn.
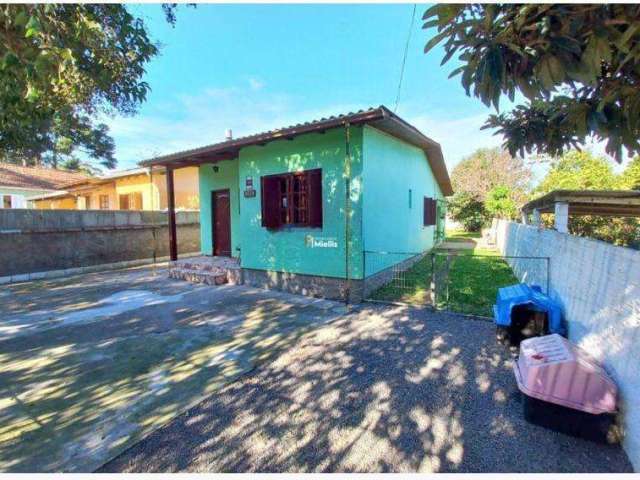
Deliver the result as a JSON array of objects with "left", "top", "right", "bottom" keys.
[
  {"left": 369, "top": 245, "right": 518, "bottom": 317},
  {"left": 445, "top": 229, "right": 482, "bottom": 241}
]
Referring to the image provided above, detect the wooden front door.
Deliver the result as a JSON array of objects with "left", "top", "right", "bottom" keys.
[{"left": 212, "top": 189, "right": 231, "bottom": 256}]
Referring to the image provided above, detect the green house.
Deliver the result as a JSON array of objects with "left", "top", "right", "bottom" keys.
[{"left": 147, "top": 106, "right": 453, "bottom": 301}]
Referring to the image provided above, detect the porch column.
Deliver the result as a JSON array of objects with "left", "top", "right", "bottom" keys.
[
  {"left": 521, "top": 211, "right": 529, "bottom": 225},
  {"left": 166, "top": 166, "right": 178, "bottom": 261},
  {"left": 554, "top": 201, "right": 569, "bottom": 233}
]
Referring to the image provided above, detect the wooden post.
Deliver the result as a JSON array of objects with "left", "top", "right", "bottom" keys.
[{"left": 166, "top": 166, "right": 178, "bottom": 261}]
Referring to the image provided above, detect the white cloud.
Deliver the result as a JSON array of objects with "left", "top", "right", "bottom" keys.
[{"left": 106, "top": 85, "right": 365, "bottom": 169}]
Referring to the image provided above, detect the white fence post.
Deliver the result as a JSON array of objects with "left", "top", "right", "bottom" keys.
[{"left": 554, "top": 202, "right": 569, "bottom": 233}]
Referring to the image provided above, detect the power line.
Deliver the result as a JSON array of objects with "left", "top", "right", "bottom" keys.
[{"left": 394, "top": 4, "right": 417, "bottom": 113}]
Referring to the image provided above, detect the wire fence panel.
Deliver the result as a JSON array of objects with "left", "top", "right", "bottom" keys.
[{"left": 364, "top": 250, "right": 549, "bottom": 318}]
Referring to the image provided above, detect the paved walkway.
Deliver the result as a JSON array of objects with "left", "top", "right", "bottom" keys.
[
  {"left": 100, "top": 305, "right": 633, "bottom": 473},
  {"left": 0, "top": 266, "right": 346, "bottom": 472}
]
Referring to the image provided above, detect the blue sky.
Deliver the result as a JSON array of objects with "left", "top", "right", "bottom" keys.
[{"left": 107, "top": 4, "right": 617, "bottom": 179}]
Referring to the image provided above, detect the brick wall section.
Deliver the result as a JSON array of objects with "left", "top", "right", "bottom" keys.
[
  {"left": 0, "top": 209, "right": 200, "bottom": 277},
  {"left": 494, "top": 219, "right": 640, "bottom": 471}
]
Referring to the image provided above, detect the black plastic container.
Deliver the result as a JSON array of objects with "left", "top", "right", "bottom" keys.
[{"left": 522, "top": 392, "right": 618, "bottom": 444}]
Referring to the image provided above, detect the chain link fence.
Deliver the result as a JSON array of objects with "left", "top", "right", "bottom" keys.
[{"left": 365, "top": 250, "right": 549, "bottom": 317}]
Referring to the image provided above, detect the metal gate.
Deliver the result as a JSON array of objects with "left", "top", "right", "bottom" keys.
[{"left": 364, "top": 250, "right": 549, "bottom": 317}]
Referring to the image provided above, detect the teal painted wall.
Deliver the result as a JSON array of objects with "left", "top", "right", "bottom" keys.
[
  {"left": 361, "top": 125, "right": 443, "bottom": 276},
  {"left": 238, "top": 127, "right": 364, "bottom": 279},
  {"left": 196, "top": 124, "right": 447, "bottom": 281},
  {"left": 198, "top": 159, "right": 241, "bottom": 257}
]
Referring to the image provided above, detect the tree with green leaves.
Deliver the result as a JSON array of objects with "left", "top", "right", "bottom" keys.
[
  {"left": 486, "top": 185, "right": 519, "bottom": 220},
  {"left": 447, "top": 191, "right": 490, "bottom": 232},
  {"left": 620, "top": 156, "right": 640, "bottom": 190},
  {"left": 0, "top": 4, "right": 185, "bottom": 170},
  {"left": 447, "top": 147, "right": 530, "bottom": 231},
  {"left": 423, "top": 4, "right": 640, "bottom": 163},
  {"left": 450, "top": 147, "right": 531, "bottom": 204},
  {"left": 534, "top": 150, "right": 618, "bottom": 194}
]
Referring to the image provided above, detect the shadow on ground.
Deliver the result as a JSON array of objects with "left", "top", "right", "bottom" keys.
[
  {"left": 0, "top": 266, "right": 345, "bottom": 472},
  {"left": 100, "top": 305, "right": 633, "bottom": 473}
]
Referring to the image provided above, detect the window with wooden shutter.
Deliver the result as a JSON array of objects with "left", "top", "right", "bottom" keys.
[
  {"left": 308, "top": 169, "right": 323, "bottom": 227},
  {"left": 423, "top": 197, "right": 436, "bottom": 226},
  {"left": 431, "top": 198, "right": 437, "bottom": 225},
  {"left": 261, "top": 169, "right": 322, "bottom": 230},
  {"left": 261, "top": 175, "right": 281, "bottom": 229}
]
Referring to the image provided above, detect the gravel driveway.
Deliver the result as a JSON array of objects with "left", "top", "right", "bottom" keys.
[
  {"left": 100, "top": 305, "right": 632, "bottom": 473},
  {"left": 0, "top": 266, "right": 346, "bottom": 472}
]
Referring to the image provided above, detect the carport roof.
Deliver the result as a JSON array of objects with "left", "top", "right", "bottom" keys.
[
  {"left": 522, "top": 189, "right": 640, "bottom": 217},
  {"left": 139, "top": 105, "right": 453, "bottom": 196}
]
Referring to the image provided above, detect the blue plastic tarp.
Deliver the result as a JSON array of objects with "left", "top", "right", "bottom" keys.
[{"left": 493, "top": 283, "right": 565, "bottom": 336}]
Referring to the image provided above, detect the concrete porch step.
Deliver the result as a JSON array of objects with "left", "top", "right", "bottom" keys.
[
  {"left": 168, "top": 255, "right": 243, "bottom": 286},
  {"left": 168, "top": 267, "right": 229, "bottom": 286}
]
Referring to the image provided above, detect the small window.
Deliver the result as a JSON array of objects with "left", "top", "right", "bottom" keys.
[
  {"left": 99, "top": 195, "right": 109, "bottom": 210},
  {"left": 261, "top": 169, "right": 322, "bottom": 229},
  {"left": 423, "top": 197, "right": 437, "bottom": 226},
  {"left": 119, "top": 192, "right": 143, "bottom": 210},
  {"left": 2, "top": 195, "right": 11, "bottom": 209}
]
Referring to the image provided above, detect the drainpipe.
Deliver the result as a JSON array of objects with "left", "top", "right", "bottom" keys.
[{"left": 344, "top": 122, "right": 352, "bottom": 303}]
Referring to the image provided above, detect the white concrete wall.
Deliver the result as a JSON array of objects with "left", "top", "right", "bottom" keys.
[{"left": 494, "top": 219, "right": 640, "bottom": 470}]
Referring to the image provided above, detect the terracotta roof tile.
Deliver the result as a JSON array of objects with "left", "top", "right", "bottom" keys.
[{"left": 0, "top": 163, "right": 90, "bottom": 190}]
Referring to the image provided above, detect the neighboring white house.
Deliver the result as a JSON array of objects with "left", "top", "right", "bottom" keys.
[{"left": 0, "top": 163, "right": 89, "bottom": 208}]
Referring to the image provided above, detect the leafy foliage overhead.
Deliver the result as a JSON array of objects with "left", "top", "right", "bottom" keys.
[
  {"left": 423, "top": 4, "right": 640, "bottom": 162},
  {"left": 0, "top": 4, "right": 185, "bottom": 169}
]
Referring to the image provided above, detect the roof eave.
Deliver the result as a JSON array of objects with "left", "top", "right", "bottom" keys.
[{"left": 138, "top": 105, "right": 453, "bottom": 196}]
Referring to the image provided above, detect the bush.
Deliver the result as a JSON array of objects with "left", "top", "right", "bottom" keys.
[{"left": 448, "top": 192, "right": 490, "bottom": 232}]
